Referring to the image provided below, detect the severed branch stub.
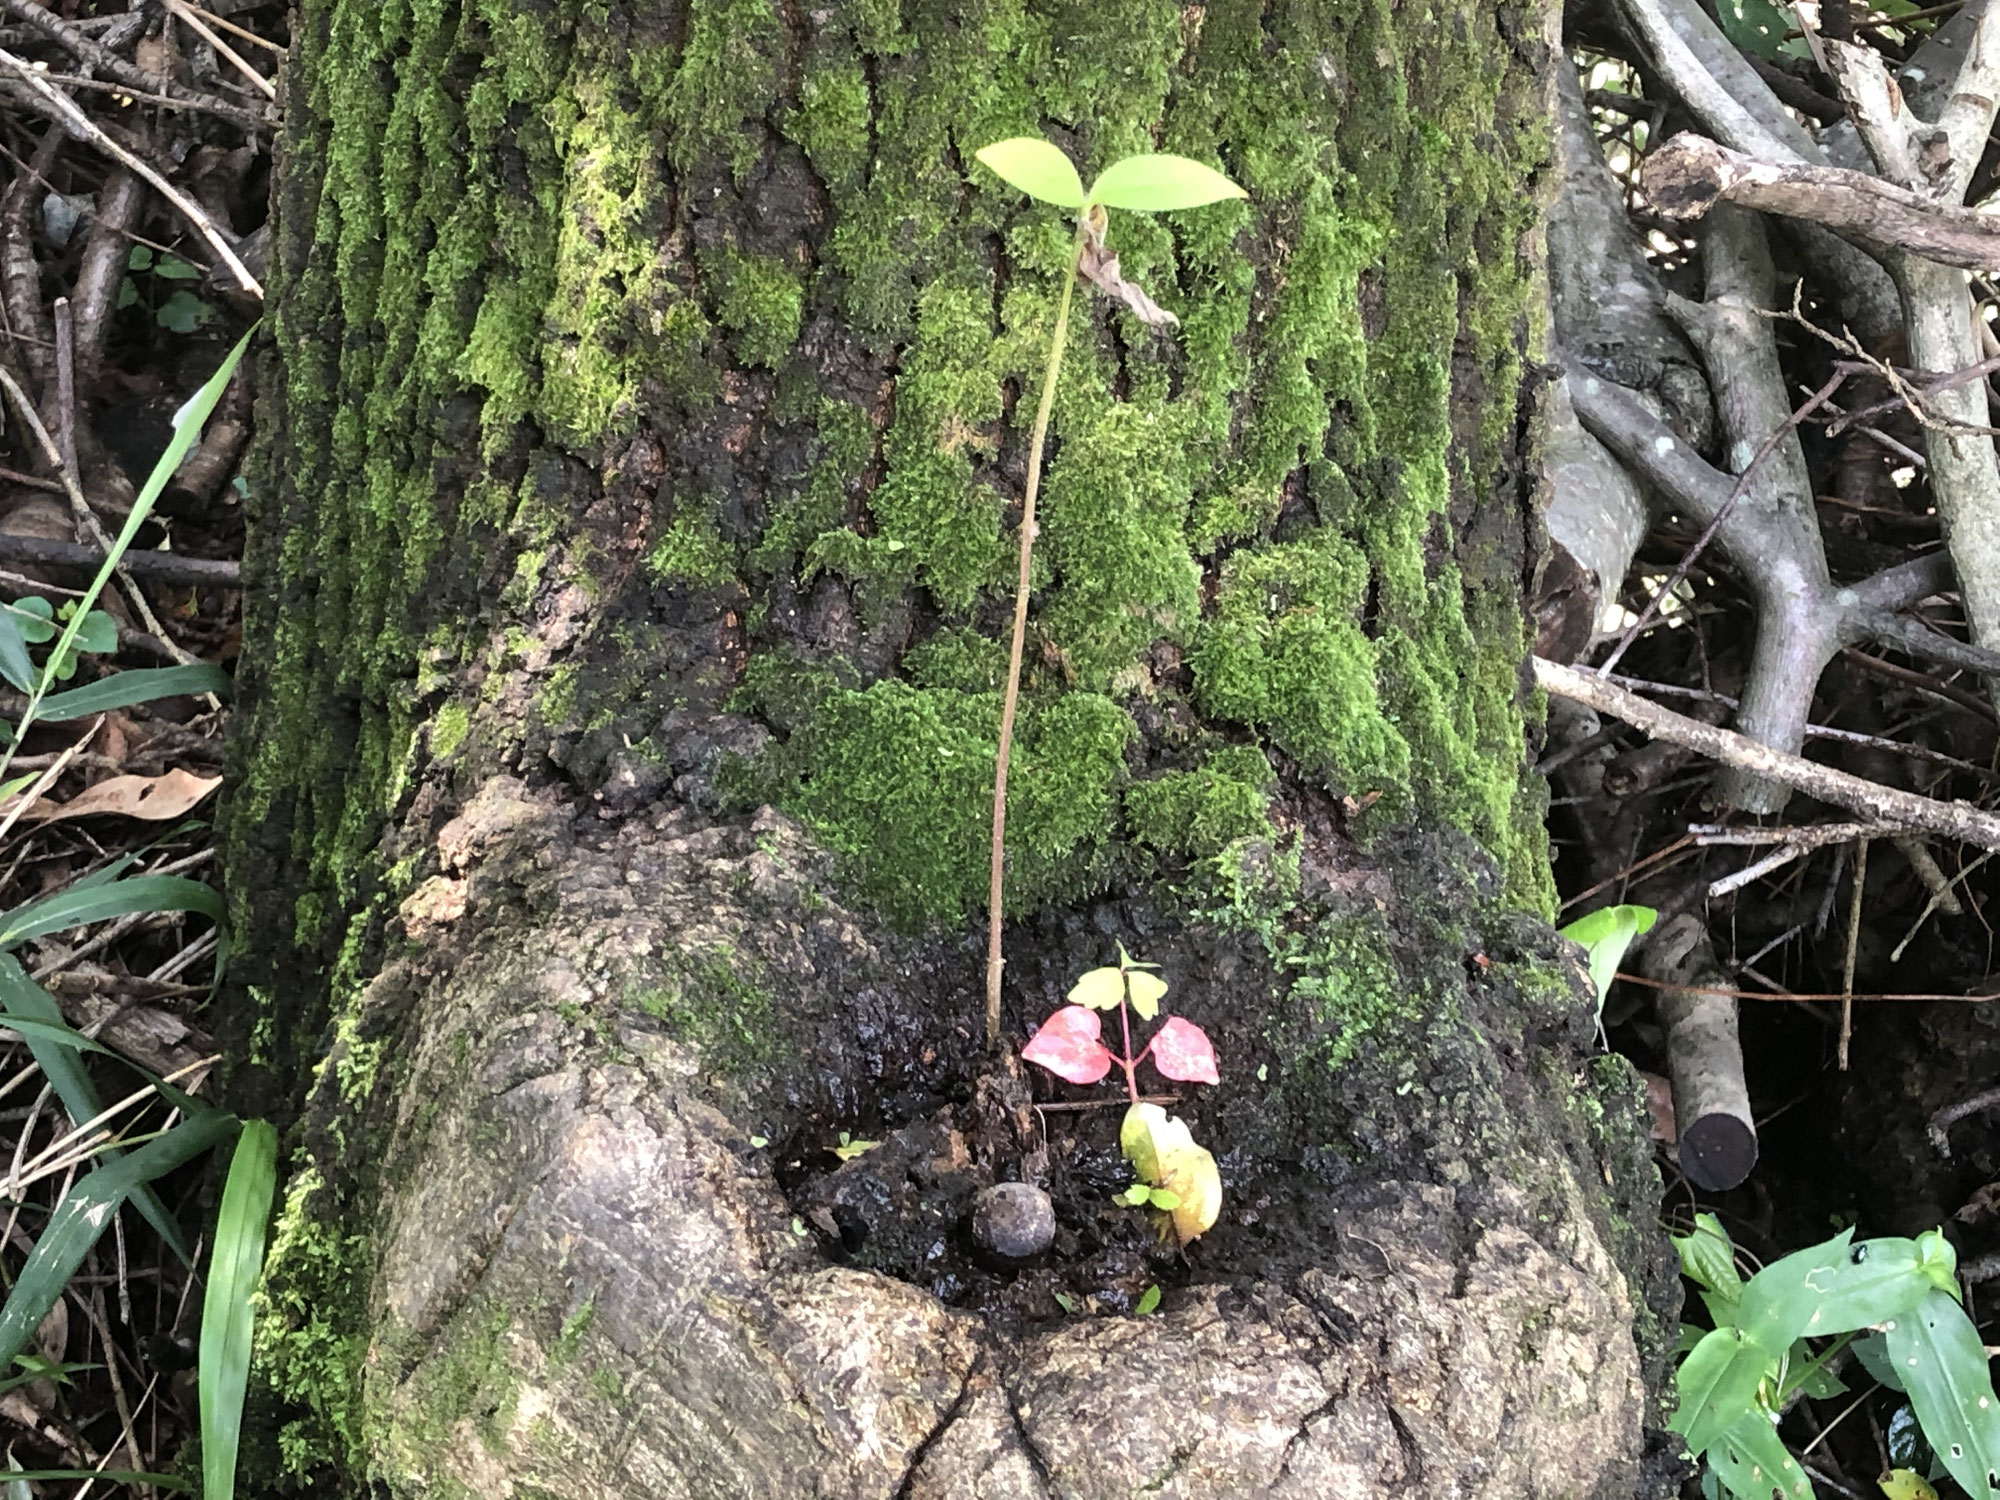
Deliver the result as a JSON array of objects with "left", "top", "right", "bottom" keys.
[{"left": 1643, "top": 913, "right": 1757, "bottom": 1191}]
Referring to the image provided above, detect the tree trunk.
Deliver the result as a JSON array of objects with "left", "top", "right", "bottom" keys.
[{"left": 221, "top": 1, "right": 1675, "bottom": 1495}]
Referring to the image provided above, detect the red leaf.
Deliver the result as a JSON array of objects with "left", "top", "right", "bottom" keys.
[
  {"left": 1022, "top": 1005, "right": 1114, "bottom": 1085},
  {"left": 1148, "top": 1017, "right": 1219, "bottom": 1084}
]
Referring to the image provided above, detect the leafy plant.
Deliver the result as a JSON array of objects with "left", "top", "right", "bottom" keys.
[
  {"left": 0, "top": 327, "right": 278, "bottom": 1496},
  {"left": 1021, "top": 946, "right": 1222, "bottom": 1244},
  {"left": 119, "top": 244, "right": 212, "bottom": 334},
  {"left": 1558, "top": 902, "right": 1655, "bottom": 1042},
  {"left": 1672, "top": 1212, "right": 2000, "bottom": 1500},
  {"left": 972, "top": 136, "right": 1245, "bottom": 1049}
]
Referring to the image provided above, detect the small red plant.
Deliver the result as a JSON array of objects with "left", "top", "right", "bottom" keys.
[{"left": 1021, "top": 946, "right": 1222, "bottom": 1243}]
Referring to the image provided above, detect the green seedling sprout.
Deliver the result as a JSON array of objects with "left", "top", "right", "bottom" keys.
[
  {"left": 972, "top": 137, "right": 1245, "bottom": 1051},
  {"left": 1021, "top": 945, "right": 1223, "bottom": 1244}
]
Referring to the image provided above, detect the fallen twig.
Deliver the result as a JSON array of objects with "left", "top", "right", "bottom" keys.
[{"left": 1536, "top": 655, "right": 2000, "bottom": 847}]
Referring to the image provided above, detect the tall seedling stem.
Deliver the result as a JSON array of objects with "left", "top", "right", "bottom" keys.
[
  {"left": 972, "top": 138, "right": 1244, "bottom": 1051},
  {"left": 987, "top": 219, "right": 1088, "bottom": 1050}
]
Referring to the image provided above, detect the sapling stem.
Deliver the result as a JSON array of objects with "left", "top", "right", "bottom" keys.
[{"left": 987, "top": 217, "right": 1090, "bottom": 1050}]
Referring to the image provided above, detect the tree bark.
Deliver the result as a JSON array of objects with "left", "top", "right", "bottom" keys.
[{"left": 220, "top": 2, "right": 1675, "bottom": 1495}]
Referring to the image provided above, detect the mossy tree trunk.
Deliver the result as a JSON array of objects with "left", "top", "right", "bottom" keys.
[{"left": 221, "top": 1, "right": 1674, "bottom": 1495}]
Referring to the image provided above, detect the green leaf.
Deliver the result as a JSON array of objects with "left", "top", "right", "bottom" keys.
[
  {"left": 1126, "top": 969, "right": 1167, "bottom": 1021},
  {"left": 974, "top": 138, "right": 1085, "bottom": 208},
  {"left": 1116, "top": 1184, "right": 1151, "bottom": 1206},
  {"left": 1134, "top": 1285, "right": 1161, "bottom": 1316},
  {"left": 202, "top": 1119, "right": 277, "bottom": 1500},
  {"left": 0, "top": 610, "right": 35, "bottom": 694},
  {"left": 0, "top": 1110, "right": 235, "bottom": 1373},
  {"left": 1147, "top": 1187, "right": 1182, "bottom": 1211},
  {"left": 1715, "top": 0, "right": 1792, "bottom": 57},
  {"left": 1558, "top": 904, "right": 1658, "bottom": 1011},
  {"left": 64, "top": 609, "right": 116, "bottom": 656},
  {"left": 1675, "top": 1214, "right": 1744, "bottom": 1301},
  {"left": 152, "top": 254, "right": 201, "bottom": 281},
  {"left": 1884, "top": 1286, "right": 2000, "bottom": 1500},
  {"left": 0, "top": 956, "right": 191, "bottom": 1262},
  {"left": 1856, "top": 1332, "right": 1906, "bottom": 1393},
  {"left": 1702, "top": 1408, "right": 1812, "bottom": 1500},
  {"left": 126, "top": 246, "right": 153, "bottom": 271},
  {"left": 0, "top": 873, "right": 223, "bottom": 951},
  {"left": 1673, "top": 1325, "right": 1778, "bottom": 1456},
  {"left": 156, "top": 290, "right": 208, "bottom": 335},
  {"left": 37, "top": 665, "right": 232, "bottom": 721},
  {"left": 1068, "top": 966, "right": 1125, "bottom": 1011},
  {"left": 1085, "top": 153, "right": 1246, "bottom": 213}
]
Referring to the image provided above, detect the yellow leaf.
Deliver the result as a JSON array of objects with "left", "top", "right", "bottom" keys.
[
  {"left": 1126, "top": 970, "right": 1167, "bottom": 1021},
  {"left": 831, "top": 1139, "right": 879, "bottom": 1161},
  {"left": 1880, "top": 1470, "right": 1939, "bottom": 1500},
  {"left": 1069, "top": 966, "right": 1125, "bottom": 1010},
  {"left": 1119, "top": 1103, "right": 1221, "bottom": 1243}
]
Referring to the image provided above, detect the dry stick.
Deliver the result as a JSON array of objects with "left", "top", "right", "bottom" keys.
[
  {"left": 1839, "top": 835, "right": 1869, "bottom": 1069},
  {"left": 179, "top": 3, "right": 283, "bottom": 56},
  {"left": 986, "top": 221, "right": 1086, "bottom": 1050},
  {"left": 1535, "top": 656, "right": 2000, "bottom": 847},
  {"left": 1596, "top": 367, "right": 1846, "bottom": 680},
  {"left": 1617, "top": 973, "right": 1995, "bottom": 1001},
  {"left": 161, "top": 0, "right": 274, "bottom": 101},
  {"left": 0, "top": 0, "right": 268, "bottom": 128},
  {"left": 0, "top": 49, "right": 262, "bottom": 299},
  {"left": 51, "top": 294, "right": 75, "bottom": 479}
]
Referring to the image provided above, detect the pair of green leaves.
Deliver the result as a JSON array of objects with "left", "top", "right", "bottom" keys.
[
  {"left": 0, "top": 597, "right": 116, "bottom": 695},
  {"left": 1068, "top": 943, "right": 1168, "bottom": 1021},
  {"left": 975, "top": 138, "right": 1246, "bottom": 215},
  {"left": 1673, "top": 1213, "right": 2000, "bottom": 1500},
  {"left": 1116, "top": 1182, "right": 1182, "bottom": 1212}
]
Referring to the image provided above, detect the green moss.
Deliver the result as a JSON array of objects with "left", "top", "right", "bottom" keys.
[
  {"left": 736, "top": 660, "right": 1130, "bottom": 925},
  {"left": 431, "top": 702, "right": 470, "bottom": 760},
  {"left": 255, "top": 1164, "right": 369, "bottom": 1481},
  {"left": 1124, "top": 745, "right": 1274, "bottom": 858},
  {"left": 712, "top": 248, "right": 805, "bottom": 369},
  {"left": 646, "top": 512, "right": 737, "bottom": 587}
]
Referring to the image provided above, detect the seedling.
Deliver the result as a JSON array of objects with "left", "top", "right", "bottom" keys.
[
  {"left": 1558, "top": 902, "right": 1656, "bottom": 1045},
  {"left": 972, "top": 136, "right": 1246, "bottom": 1050},
  {"left": 1672, "top": 1212, "right": 2000, "bottom": 1500},
  {"left": 1021, "top": 946, "right": 1223, "bottom": 1243}
]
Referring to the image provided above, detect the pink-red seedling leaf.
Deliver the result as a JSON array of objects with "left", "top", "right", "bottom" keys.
[
  {"left": 1148, "top": 1017, "right": 1219, "bottom": 1084},
  {"left": 1022, "top": 1006, "right": 1115, "bottom": 1085}
]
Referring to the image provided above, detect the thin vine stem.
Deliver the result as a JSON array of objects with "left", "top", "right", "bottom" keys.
[{"left": 987, "top": 216, "right": 1090, "bottom": 1050}]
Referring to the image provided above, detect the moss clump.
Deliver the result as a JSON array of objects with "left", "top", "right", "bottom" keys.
[
  {"left": 646, "top": 512, "right": 737, "bottom": 588},
  {"left": 712, "top": 248, "right": 805, "bottom": 370},
  {"left": 1191, "top": 534, "right": 1412, "bottom": 807},
  {"left": 1124, "top": 745, "right": 1275, "bottom": 858},
  {"left": 430, "top": 702, "right": 470, "bottom": 761},
  {"left": 737, "top": 660, "right": 1130, "bottom": 925},
  {"left": 627, "top": 948, "right": 778, "bottom": 1077}
]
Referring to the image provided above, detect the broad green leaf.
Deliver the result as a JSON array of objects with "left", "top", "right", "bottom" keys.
[
  {"left": 0, "top": 1110, "right": 235, "bottom": 1372},
  {"left": 1882, "top": 1468, "right": 1941, "bottom": 1500},
  {"left": 1675, "top": 1213, "right": 1744, "bottom": 1302},
  {"left": 202, "top": 1119, "right": 277, "bottom": 1500},
  {"left": 1558, "top": 904, "right": 1658, "bottom": 1010},
  {"left": 1068, "top": 966, "right": 1125, "bottom": 1011},
  {"left": 1884, "top": 1286, "right": 2000, "bottom": 1500},
  {"left": 38, "top": 665, "right": 232, "bottom": 721},
  {"left": 1703, "top": 1407, "right": 1812, "bottom": 1500},
  {"left": 1754, "top": 1235, "right": 1934, "bottom": 1341},
  {"left": 1148, "top": 1188, "right": 1181, "bottom": 1210},
  {"left": 975, "top": 138, "right": 1085, "bottom": 208},
  {"left": 1917, "top": 1228, "right": 1961, "bottom": 1298},
  {"left": 1134, "top": 1284, "right": 1161, "bottom": 1316},
  {"left": 1735, "top": 1228, "right": 1856, "bottom": 1350},
  {"left": 152, "top": 254, "right": 201, "bottom": 281},
  {"left": 0, "top": 610, "right": 34, "bottom": 694},
  {"left": 65, "top": 609, "right": 116, "bottom": 657},
  {"left": 1715, "top": 0, "right": 1792, "bottom": 57},
  {"left": 1085, "top": 153, "right": 1247, "bottom": 213},
  {"left": 1126, "top": 969, "right": 1168, "bottom": 1021},
  {"left": 1673, "top": 1325, "right": 1778, "bottom": 1456},
  {"left": 0, "top": 956, "right": 191, "bottom": 1262},
  {"left": 0, "top": 872, "right": 224, "bottom": 950},
  {"left": 1857, "top": 1332, "right": 1907, "bottom": 1393}
]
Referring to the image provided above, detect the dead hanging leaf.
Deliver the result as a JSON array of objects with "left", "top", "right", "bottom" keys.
[
  {"left": 6, "top": 768, "right": 220, "bottom": 826},
  {"left": 1078, "top": 204, "right": 1179, "bottom": 329}
]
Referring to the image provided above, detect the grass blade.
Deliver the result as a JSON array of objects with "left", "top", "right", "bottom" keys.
[
  {"left": 0, "top": 873, "right": 223, "bottom": 950},
  {"left": 37, "top": 665, "right": 232, "bottom": 721},
  {"left": 201, "top": 1120, "right": 276, "bottom": 1500},
  {"left": 1886, "top": 1286, "right": 2000, "bottom": 1500},
  {"left": 0, "top": 956, "right": 192, "bottom": 1262},
  {"left": 0, "top": 1110, "right": 234, "bottom": 1371}
]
